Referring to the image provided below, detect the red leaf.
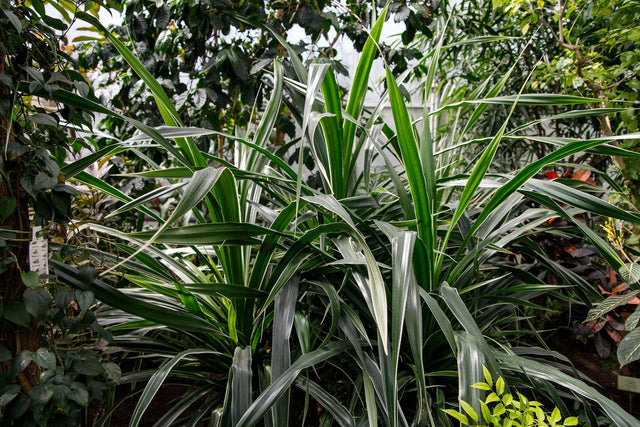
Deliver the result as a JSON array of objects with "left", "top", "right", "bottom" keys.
[
  {"left": 604, "top": 324, "right": 624, "bottom": 343},
  {"left": 544, "top": 171, "right": 559, "bottom": 180}
]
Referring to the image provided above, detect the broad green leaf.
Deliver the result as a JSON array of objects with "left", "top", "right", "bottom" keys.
[
  {"left": 618, "top": 327, "right": 640, "bottom": 366},
  {"left": 626, "top": 305, "right": 640, "bottom": 330},
  {"left": 271, "top": 277, "right": 298, "bottom": 426},
  {"left": 621, "top": 263, "right": 640, "bottom": 285},
  {"left": 230, "top": 346, "right": 252, "bottom": 426},
  {"left": 52, "top": 261, "right": 219, "bottom": 334},
  {"left": 585, "top": 291, "right": 639, "bottom": 321},
  {"left": 104, "top": 167, "right": 227, "bottom": 274},
  {"left": 342, "top": 6, "right": 387, "bottom": 166},
  {"left": 125, "top": 223, "right": 275, "bottom": 245},
  {"left": 21, "top": 271, "right": 40, "bottom": 289}
]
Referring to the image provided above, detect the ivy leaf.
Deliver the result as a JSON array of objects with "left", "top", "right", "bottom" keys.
[
  {"left": 7, "top": 350, "right": 32, "bottom": 378},
  {"left": 31, "top": 348, "right": 56, "bottom": 371},
  {"left": 29, "top": 113, "right": 58, "bottom": 127},
  {"left": 29, "top": 384, "right": 54, "bottom": 407},
  {"left": 68, "top": 382, "right": 89, "bottom": 406},
  {"left": 102, "top": 361, "right": 122, "bottom": 383},
  {"left": 4, "top": 302, "right": 31, "bottom": 328},
  {"left": 21, "top": 271, "right": 40, "bottom": 289},
  {"left": 0, "top": 197, "right": 16, "bottom": 221},
  {"left": 75, "top": 290, "right": 94, "bottom": 312},
  {"left": 73, "top": 357, "right": 104, "bottom": 376},
  {"left": 24, "top": 287, "right": 52, "bottom": 322},
  {"left": 0, "top": 384, "right": 21, "bottom": 407}
]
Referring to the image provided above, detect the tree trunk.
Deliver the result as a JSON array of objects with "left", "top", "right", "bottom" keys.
[{"left": 0, "top": 49, "right": 42, "bottom": 392}]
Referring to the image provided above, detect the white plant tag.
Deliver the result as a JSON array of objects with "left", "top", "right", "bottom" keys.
[{"left": 28, "top": 226, "right": 48, "bottom": 284}]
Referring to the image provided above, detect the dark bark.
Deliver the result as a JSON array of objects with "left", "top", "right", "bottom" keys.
[{"left": 0, "top": 47, "right": 42, "bottom": 392}]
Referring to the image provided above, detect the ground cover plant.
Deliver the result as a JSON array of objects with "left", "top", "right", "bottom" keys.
[{"left": 2, "top": 0, "right": 640, "bottom": 426}]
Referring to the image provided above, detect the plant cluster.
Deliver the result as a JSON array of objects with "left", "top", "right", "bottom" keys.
[
  {"left": 444, "top": 367, "right": 579, "bottom": 427},
  {"left": 2, "top": 0, "right": 640, "bottom": 426}
]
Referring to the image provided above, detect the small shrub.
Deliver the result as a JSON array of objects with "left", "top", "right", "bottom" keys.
[{"left": 444, "top": 367, "right": 579, "bottom": 427}]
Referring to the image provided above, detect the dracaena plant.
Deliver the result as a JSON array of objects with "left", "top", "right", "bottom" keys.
[{"left": 48, "top": 5, "right": 640, "bottom": 427}]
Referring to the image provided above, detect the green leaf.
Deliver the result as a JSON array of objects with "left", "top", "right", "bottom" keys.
[
  {"left": 21, "top": 271, "right": 40, "bottom": 289},
  {"left": 621, "top": 263, "right": 640, "bottom": 285},
  {"left": 585, "top": 291, "right": 639, "bottom": 321},
  {"left": 0, "top": 197, "right": 16, "bottom": 221},
  {"left": 0, "top": 384, "right": 21, "bottom": 407},
  {"left": 7, "top": 351, "right": 31, "bottom": 378},
  {"left": 483, "top": 365, "right": 493, "bottom": 388},
  {"left": 125, "top": 222, "right": 274, "bottom": 245},
  {"left": 480, "top": 401, "right": 492, "bottom": 423},
  {"left": 75, "top": 289, "right": 94, "bottom": 312},
  {"left": 31, "top": 348, "right": 55, "bottom": 371},
  {"left": 4, "top": 302, "right": 31, "bottom": 328},
  {"left": 106, "top": 167, "right": 228, "bottom": 273},
  {"left": 460, "top": 399, "right": 479, "bottom": 423},
  {"left": 496, "top": 376, "right": 505, "bottom": 395},
  {"left": 626, "top": 305, "right": 640, "bottom": 330},
  {"left": 73, "top": 357, "right": 104, "bottom": 376},
  {"left": 29, "top": 384, "right": 53, "bottom": 407},
  {"left": 23, "top": 287, "right": 52, "bottom": 322},
  {"left": 236, "top": 343, "right": 348, "bottom": 427},
  {"left": 472, "top": 382, "right": 492, "bottom": 391},
  {"left": 443, "top": 408, "right": 469, "bottom": 425},
  {"left": 102, "top": 361, "right": 121, "bottom": 383},
  {"left": 564, "top": 416, "right": 579, "bottom": 426},
  {"left": 4, "top": 10, "right": 21, "bottom": 32},
  {"left": 230, "top": 346, "right": 252, "bottom": 426},
  {"left": 68, "top": 382, "right": 89, "bottom": 406},
  {"left": 618, "top": 327, "right": 640, "bottom": 366},
  {"left": 130, "top": 349, "right": 216, "bottom": 427}
]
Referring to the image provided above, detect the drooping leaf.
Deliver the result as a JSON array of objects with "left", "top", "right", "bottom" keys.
[
  {"left": 618, "top": 327, "right": 640, "bottom": 366},
  {"left": 585, "top": 291, "right": 639, "bottom": 321}
]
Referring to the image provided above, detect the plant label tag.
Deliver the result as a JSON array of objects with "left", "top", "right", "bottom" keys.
[
  {"left": 28, "top": 226, "right": 48, "bottom": 284},
  {"left": 618, "top": 375, "right": 640, "bottom": 393}
]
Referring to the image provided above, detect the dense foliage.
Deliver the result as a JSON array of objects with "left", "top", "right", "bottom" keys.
[{"left": 1, "top": 0, "right": 639, "bottom": 426}]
